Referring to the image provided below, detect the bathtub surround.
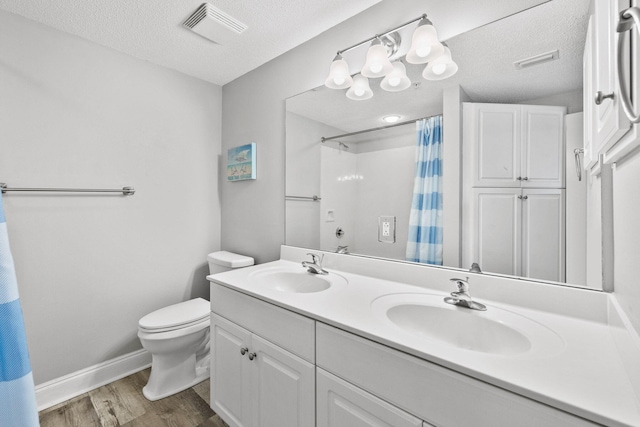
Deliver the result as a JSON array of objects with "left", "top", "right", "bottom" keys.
[{"left": 0, "top": 8, "right": 222, "bottom": 398}]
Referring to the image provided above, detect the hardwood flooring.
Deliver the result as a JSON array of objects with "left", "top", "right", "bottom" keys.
[{"left": 39, "top": 369, "right": 229, "bottom": 427}]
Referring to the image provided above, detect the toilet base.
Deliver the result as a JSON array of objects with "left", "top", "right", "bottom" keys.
[{"left": 143, "top": 354, "right": 210, "bottom": 401}]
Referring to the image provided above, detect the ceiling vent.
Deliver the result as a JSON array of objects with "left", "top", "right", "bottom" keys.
[
  {"left": 514, "top": 50, "right": 559, "bottom": 70},
  {"left": 183, "top": 3, "right": 248, "bottom": 45}
]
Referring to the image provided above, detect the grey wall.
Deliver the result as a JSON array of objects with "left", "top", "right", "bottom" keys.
[{"left": 0, "top": 11, "right": 222, "bottom": 384}]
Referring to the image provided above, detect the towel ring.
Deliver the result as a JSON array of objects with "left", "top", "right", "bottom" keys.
[{"left": 617, "top": 7, "right": 640, "bottom": 123}]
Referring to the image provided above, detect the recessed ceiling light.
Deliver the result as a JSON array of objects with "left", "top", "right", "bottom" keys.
[{"left": 383, "top": 115, "right": 401, "bottom": 123}]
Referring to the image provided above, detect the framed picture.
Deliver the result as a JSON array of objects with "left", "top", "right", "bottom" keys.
[{"left": 227, "top": 142, "right": 257, "bottom": 181}]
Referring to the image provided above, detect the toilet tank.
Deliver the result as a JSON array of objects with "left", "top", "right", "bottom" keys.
[{"left": 207, "top": 251, "right": 254, "bottom": 275}]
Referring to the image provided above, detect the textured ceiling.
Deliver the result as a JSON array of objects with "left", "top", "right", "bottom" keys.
[
  {"left": 0, "top": 0, "right": 381, "bottom": 85},
  {"left": 287, "top": 0, "right": 590, "bottom": 133}
]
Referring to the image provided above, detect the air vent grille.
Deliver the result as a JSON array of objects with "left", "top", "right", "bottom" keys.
[{"left": 184, "top": 3, "right": 247, "bottom": 36}]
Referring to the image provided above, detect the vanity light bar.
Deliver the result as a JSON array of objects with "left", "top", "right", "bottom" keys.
[{"left": 514, "top": 50, "right": 559, "bottom": 70}]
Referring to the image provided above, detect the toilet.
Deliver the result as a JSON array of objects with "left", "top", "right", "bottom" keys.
[{"left": 138, "top": 251, "right": 254, "bottom": 401}]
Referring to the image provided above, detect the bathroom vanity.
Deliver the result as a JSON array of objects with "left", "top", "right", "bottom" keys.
[{"left": 207, "top": 246, "right": 640, "bottom": 427}]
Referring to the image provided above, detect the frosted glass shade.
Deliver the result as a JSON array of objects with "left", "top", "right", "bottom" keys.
[
  {"left": 346, "top": 75, "right": 373, "bottom": 100},
  {"left": 406, "top": 19, "right": 444, "bottom": 64},
  {"left": 380, "top": 62, "right": 411, "bottom": 92},
  {"left": 422, "top": 46, "right": 458, "bottom": 80},
  {"left": 324, "top": 55, "right": 353, "bottom": 89},
  {"left": 361, "top": 39, "right": 393, "bottom": 78}
]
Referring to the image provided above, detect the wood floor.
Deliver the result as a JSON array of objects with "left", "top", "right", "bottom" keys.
[{"left": 39, "top": 369, "right": 229, "bottom": 427}]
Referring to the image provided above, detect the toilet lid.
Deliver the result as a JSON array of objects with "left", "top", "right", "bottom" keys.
[{"left": 139, "top": 298, "right": 210, "bottom": 331}]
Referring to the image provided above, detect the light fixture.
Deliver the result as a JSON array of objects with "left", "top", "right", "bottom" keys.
[
  {"left": 513, "top": 50, "right": 560, "bottom": 70},
  {"left": 406, "top": 18, "right": 444, "bottom": 64},
  {"left": 324, "top": 54, "right": 353, "bottom": 89},
  {"left": 361, "top": 38, "right": 394, "bottom": 78},
  {"left": 422, "top": 43, "right": 458, "bottom": 80},
  {"left": 324, "top": 13, "right": 456, "bottom": 100},
  {"left": 383, "top": 115, "right": 402, "bottom": 123},
  {"left": 346, "top": 75, "right": 373, "bottom": 100},
  {"left": 380, "top": 61, "right": 411, "bottom": 92}
]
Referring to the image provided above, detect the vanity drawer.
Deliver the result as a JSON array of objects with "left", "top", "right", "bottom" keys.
[
  {"left": 316, "top": 323, "right": 597, "bottom": 427},
  {"left": 210, "top": 283, "right": 315, "bottom": 363}
]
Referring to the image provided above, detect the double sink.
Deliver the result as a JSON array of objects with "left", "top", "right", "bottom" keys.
[{"left": 247, "top": 264, "right": 564, "bottom": 357}]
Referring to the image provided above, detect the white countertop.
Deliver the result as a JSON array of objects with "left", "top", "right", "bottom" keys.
[{"left": 208, "top": 253, "right": 640, "bottom": 427}]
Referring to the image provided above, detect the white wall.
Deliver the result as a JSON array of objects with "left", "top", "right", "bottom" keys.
[
  {"left": 220, "top": 0, "right": 551, "bottom": 264},
  {"left": 0, "top": 11, "right": 222, "bottom": 384}
]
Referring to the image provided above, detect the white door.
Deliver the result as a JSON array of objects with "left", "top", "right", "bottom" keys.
[
  {"left": 521, "top": 189, "right": 566, "bottom": 282},
  {"left": 471, "top": 188, "right": 522, "bottom": 276},
  {"left": 251, "top": 334, "right": 315, "bottom": 427},
  {"left": 316, "top": 369, "right": 422, "bottom": 427},
  {"left": 210, "top": 314, "right": 253, "bottom": 427},
  {"left": 465, "top": 103, "right": 521, "bottom": 188},
  {"left": 593, "top": 0, "right": 630, "bottom": 154},
  {"left": 521, "top": 105, "right": 566, "bottom": 188}
]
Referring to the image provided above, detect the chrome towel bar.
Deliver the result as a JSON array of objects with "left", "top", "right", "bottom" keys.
[
  {"left": 285, "top": 195, "right": 321, "bottom": 201},
  {"left": 0, "top": 183, "right": 135, "bottom": 195}
]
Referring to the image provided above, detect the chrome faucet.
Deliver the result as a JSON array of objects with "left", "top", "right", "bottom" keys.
[
  {"left": 336, "top": 245, "right": 349, "bottom": 254},
  {"left": 469, "top": 262, "right": 482, "bottom": 274},
  {"left": 302, "top": 253, "right": 328, "bottom": 275},
  {"left": 444, "top": 277, "right": 487, "bottom": 311}
]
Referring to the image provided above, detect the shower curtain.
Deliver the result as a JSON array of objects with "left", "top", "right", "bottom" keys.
[
  {"left": 0, "top": 194, "right": 39, "bottom": 426},
  {"left": 406, "top": 116, "right": 443, "bottom": 265}
]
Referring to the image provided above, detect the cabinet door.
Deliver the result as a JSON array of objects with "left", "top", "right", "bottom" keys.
[
  {"left": 593, "top": 0, "right": 630, "bottom": 154},
  {"left": 210, "top": 314, "right": 253, "bottom": 427},
  {"left": 522, "top": 189, "right": 566, "bottom": 282},
  {"left": 471, "top": 188, "right": 522, "bottom": 276},
  {"left": 251, "top": 334, "right": 315, "bottom": 427},
  {"left": 317, "top": 368, "right": 422, "bottom": 427},
  {"left": 521, "top": 106, "right": 566, "bottom": 188},
  {"left": 466, "top": 103, "right": 521, "bottom": 187},
  {"left": 583, "top": 15, "right": 597, "bottom": 170}
]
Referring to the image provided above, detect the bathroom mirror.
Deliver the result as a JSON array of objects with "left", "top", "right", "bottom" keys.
[{"left": 285, "top": 0, "right": 597, "bottom": 289}]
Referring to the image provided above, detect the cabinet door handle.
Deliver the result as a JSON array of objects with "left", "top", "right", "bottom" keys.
[
  {"left": 523, "top": 195, "right": 528, "bottom": 200},
  {"left": 595, "top": 91, "right": 615, "bottom": 105},
  {"left": 248, "top": 352, "right": 257, "bottom": 361},
  {"left": 522, "top": 177, "right": 528, "bottom": 181},
  {"left": 516, "top": 176, "right": 522, "bottom": 181},
  {"left": 240, "top": 347, "right": 248, "bottom": 356},
  {"left": 518, "top": 195, "right": 523, "bottom": 199},
  {"left": 617, "top": 7, "right": 640, "bottom": 123}
]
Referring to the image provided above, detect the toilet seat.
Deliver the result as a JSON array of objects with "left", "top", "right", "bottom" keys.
[{"left": 139, "top": 298, "right": 210, "bottom": 333}]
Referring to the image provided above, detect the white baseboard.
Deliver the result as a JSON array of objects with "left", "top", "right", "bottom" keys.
[{"left": 35, "top": 349, "right": 151, "bottom": 411}]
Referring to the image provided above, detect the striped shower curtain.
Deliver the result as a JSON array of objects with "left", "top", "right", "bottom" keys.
[
  {"left": 0, "top": 194, "right": 39, "bottom": 426},
  {"left": 406, "top": 116, "right": 443, "bottom": 265}
]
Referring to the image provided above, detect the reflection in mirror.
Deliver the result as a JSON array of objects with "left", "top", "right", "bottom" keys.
[{"left": 285, "top": 0, "right": 598, "bottom": 289}]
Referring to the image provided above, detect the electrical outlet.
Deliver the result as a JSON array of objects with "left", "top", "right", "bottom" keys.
[{"left": 378, "top": 216, "right": 396, "bottom": 243}]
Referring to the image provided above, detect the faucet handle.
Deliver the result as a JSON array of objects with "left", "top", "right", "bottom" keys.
[
  {"left": 306, "top": 252, "right": 323, "bottom": 265},
  {"left": 449, "top": 277, "right": 469, "bottom": 293}
]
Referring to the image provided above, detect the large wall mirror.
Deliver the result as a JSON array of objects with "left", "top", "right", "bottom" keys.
[{"left": 286, "top": 0, "right": 600, "bottom": 289}]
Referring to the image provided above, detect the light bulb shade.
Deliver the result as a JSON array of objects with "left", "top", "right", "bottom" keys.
[
  {"left": 406, "top": 19, "right": 445, "bottom": 64},
  {"left": 361, "top": 39, "right": 394, "bottom": 78},
  {"left": 380, "top": 62, "right": 411, "bottom": 92},
  {"left": 346, "top": 75, "right": 373, "bottom": 100},
  {"left": 422, "top": 46, "right": 458, "bottom": 80},
  {"left": 324, "top": 55, "right": 353, "bottom": 89}
]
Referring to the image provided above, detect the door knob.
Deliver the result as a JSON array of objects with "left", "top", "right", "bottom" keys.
[
  {"left": 240, "top": 347, "right": 248, "bottom": 355},
  {"left": 595, "top": 91, "right": 614, "bottom": 105},
  {"left": 248, "top": 352, "right": 257, "bottom": 361}
]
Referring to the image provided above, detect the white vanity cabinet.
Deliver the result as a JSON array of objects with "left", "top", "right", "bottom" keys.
[
  {"left": 464, "top": 103, "right": 566, "bottom": 189},
  {"left": 469, "top": 187, "right": 565, "bottom": 282},
  {"left": 316, "top": 323, "right": 597, "bottom": 427},
  {"left": 210, "top": 284, "right": 315, "bottom": 427}
]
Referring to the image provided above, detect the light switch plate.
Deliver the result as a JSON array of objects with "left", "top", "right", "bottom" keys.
[{"left": 378, "top": 216, "right": 396, "bottom": 243}]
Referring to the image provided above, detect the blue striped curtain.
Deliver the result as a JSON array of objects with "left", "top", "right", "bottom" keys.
[
  {"left": 406, "top": 116, "right": 443, "bottom": 265},
  {"left": 0, "top": 194, "right": 39, "bottom": 427}
]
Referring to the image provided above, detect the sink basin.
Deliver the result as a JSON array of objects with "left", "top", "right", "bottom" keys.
[
  {"left": 372, "top": 293, "right": 563, "bottom": 356},
  {"left": 248, "top": 267, "right": 347, "bottom": 294}
]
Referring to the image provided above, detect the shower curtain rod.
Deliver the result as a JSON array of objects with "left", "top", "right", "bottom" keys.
[
  {"left": 321, "top": 114, "right": 441, "bottom": 143},
  {"left": 0, "top": 183, "right": 135, "bottom": 195}
]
